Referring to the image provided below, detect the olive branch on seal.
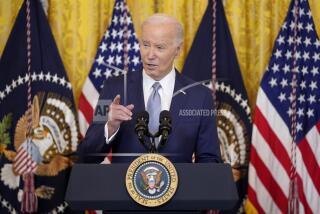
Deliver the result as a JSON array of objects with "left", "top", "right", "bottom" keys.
[{"left": 0, "top": 113, "right": 12, "bottom": 157}]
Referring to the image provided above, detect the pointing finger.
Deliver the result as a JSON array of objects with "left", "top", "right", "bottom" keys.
[{"left": 113, "top": 94, "right": 121, "bottom": 105}]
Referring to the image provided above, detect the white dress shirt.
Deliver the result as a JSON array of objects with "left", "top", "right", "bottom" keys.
[
  {"left": 142, "top": 67, "right": 175, "bottom": 111},
  {"left": 104, "top": 67, "right": 176, "bottom": 143}
]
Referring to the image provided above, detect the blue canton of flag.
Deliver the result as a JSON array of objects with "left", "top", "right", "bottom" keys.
[
  {"left": 91, "top": 0, "right": 142, "bottom": 89},
  {"left": 261, "top": 0, "right": 320, "bottom": 142},
  {"left": 79, "top": 0, "right": 142, "bottom": 137}
]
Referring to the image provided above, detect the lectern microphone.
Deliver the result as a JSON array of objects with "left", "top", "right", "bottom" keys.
[
  {"left": 159, "top": 110, "right": 172, "bottom": 146},
  {"left": 135, "top": 111, "right": 153, "bottom": 151},
  {"left": 135, "top": 111, "right": 149, "bottom": 138}
]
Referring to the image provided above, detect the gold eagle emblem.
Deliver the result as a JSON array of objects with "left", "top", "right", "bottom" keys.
[
  {"left": 141, "top": 167, "right": 164, "bottom": 194},
  {"left": 1, "top": 93, "right": 79, "bottom": 199}
]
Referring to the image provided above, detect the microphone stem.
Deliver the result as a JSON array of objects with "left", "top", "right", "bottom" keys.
[{"left": 150, "top": 136, "right": 157, "bottom": 153}]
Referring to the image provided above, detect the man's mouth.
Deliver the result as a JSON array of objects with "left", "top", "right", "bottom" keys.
[{"left": 146, "top": 63, "right": 158, "bottom": 69}]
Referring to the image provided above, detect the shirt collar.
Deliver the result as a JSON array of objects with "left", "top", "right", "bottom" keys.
[{"left": 142, "top": 67, "right": 176, "bottom": 92}]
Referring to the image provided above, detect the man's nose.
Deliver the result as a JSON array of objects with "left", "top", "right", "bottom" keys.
[{"left": 147, "top": 47, "right": 156, "bottom": 59}]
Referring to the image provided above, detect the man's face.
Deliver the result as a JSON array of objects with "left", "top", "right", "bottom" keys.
[{"left": 140, "top": 23, "right": 182, "bottom": 80}]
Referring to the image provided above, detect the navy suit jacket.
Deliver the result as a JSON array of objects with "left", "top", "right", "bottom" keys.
[{"left": 78, "top": 70, "right": 221, "bottom": 163}]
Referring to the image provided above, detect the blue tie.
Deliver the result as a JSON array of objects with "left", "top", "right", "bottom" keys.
[{"left": 147, "top": 82, "right": 161, "bottom": 135}]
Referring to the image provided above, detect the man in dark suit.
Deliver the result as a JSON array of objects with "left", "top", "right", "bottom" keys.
[{"left": 78, "top": 14, "right": 221, "bottom": 163}]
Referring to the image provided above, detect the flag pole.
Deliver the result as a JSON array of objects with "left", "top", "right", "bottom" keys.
[
  {"left": 209, "top": 2, "right": 218, "bottom": 212},
  {"left": 22, "top": 0, "right": 38, "bottom": 212},
  {"left": 123, "top": 1, "right": 129, "bottom": 106},
  {"left": 288, "top": 0, "right": 299, "bottom": 213},
  {"left": 211, "top": 0, "right": 217, "bottom": 109}
]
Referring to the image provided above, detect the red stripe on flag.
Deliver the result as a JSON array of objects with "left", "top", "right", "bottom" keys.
[
  {"left": 87, "top": 211, "right": 98, "bottom": 214},
  {"left": 14, "top": 148, "right": 28, "bottom": 163},
  {"left": 297, "top": 174, "right": 313, "bottom": 214},
  {"left": 19, "top": 158, "right": 35, "bottom": 174},
  {"left": 15, "top": 154, "right": 29, "bottom": 172},
  {"left": 298, "top": 138, "right": 320, "bottom": 196},
  {"left": 15, "top": 146, "right": 24, "bottom": 155},
  {"left": 14, "top": 153, "right": 28, "bottom": 169},
  {"left": 79, "top": 93, "right": 94, "bottom": 123},
  {"left": 254, "top": 107, "right": 291, "bottom": 174},
  {"left": 16, "top": 165, "right": 27, "bottom": 175},
  {"left": 247, "top": 185, "right": 265, "bottom": 214},
  {"left": 250, "top": 146, "right": 288, "bottom": 213}
]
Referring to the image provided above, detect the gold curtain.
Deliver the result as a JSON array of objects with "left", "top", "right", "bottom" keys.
[
  {"left": 0, "top": 0, "right": 24, "bottom": 55},
  {"left": 1, "top": 0, "right": 320, "bottom": 110}
]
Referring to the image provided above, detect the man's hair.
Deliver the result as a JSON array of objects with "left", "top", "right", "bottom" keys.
[{"left": 141, "top": 13, "right": 184, "bottom": 46}]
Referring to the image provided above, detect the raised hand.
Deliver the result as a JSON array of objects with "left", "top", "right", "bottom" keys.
[{"left": 107, "top": 94, "right": 134, "bottom": 136}]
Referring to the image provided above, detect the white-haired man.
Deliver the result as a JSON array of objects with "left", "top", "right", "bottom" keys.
[{"left": 79, "top": 14, "right": 221, "bottom": 163}]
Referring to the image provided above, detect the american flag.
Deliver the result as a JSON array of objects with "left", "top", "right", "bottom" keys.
[
  {"left": 247, "top": 0, "right": 320, "bottom": 213},
  {"left": 78, "top": 0, "right": 142, "bottom": 138}
]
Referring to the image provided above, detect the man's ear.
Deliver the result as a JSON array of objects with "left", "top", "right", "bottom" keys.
[{"left": 175, "top": 42, "right": 183, "bottom": 57}]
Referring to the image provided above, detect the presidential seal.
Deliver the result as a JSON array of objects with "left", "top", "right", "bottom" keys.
[{"left": 125, "top": 154, "right": 178, "bottom": 207}]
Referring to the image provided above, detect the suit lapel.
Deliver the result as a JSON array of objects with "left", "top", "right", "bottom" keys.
[
  {"left": 127, "top": 71, "right": 145, "bottom": 113},
  {"left": 169, "top": 71, "right": 188, "bottom": 134}
]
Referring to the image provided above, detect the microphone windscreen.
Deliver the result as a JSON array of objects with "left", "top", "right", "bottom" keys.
[
  {"left": 136, "top": 111, "right": 149, "bottom": 121},
  {"left": 159, "top": 110, "right": 171, "bottom": 121}
]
